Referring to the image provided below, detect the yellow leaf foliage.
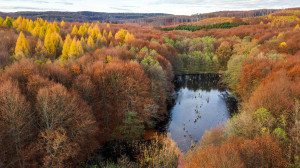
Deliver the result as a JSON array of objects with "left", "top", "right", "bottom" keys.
[
  {"left": 69, "top": 38, "right": 79, "bottom": 59},
  {"left": 279, "top": 42, "right": 287, "bottom": 48},
  {"left": 44, "top": 32, "right": 63, "bottom": 59},
  {"left": 78, "top": 24, "right": 88, "bottom": 36},
  {"left": 90, "top": 25, "right": 100, "bottom": 42},
  {"left": 108, "top": 31, "right": 113, "bottom": 39},
  {"left": 60, "top": 34, "right": 72, "bottom": 61},
  {"left": 115, "top": 29, "right": 127, "bottom": 42},
  {"left": 15, "top": 32, "right": 30, "bottom": 60},
  {"left": 71, "top": 25, "right": 79, "bottom": 35},
  {"left": 31, "top": 23, "right": 41, "bottom": 37},
  {"left": 125, "top": 32, "right": 135, "bottom": 42},
  {"left": 87, "top": 36, "right": 94, "bottom": 50},
  {"left": 60, "top": 20, "right": 65, "bottom": 27}
]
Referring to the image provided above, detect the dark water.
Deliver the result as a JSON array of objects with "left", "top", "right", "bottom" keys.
[{"left": 166, "top": 74, "right": 237, "bottom": 152}]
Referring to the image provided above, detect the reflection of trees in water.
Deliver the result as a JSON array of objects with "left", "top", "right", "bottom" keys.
[
  {"left": 173, "top": 74, "right": 223, "bottom": 92},
  {"left": 158, "top": 74, "right": 238, "bottom": 132},
  {"left": 173, "top": 74, "right": 238, "bottom": 115},
  {"left": 220, "top": 91, "right": 238, "bottom": 116}
]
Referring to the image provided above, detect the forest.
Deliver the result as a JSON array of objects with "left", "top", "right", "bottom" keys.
[
  {"left": 0, "top": 8, "right": 299, "bottom": 168},
  {"left": 162, "top": 22, "right": 249, "bottom": 32},
  {"left": 0, "top": 11, "right": 169, "bottom": 23}
]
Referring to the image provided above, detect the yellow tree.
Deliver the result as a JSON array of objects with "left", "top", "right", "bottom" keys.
[
  {"left": 108, "top": 31, "right": 113, "bottom": 39},
  {"left": 21, "top": 19, "right": 28, "bottom": 31},
  {"left": 39, "top": 25, "right": 47, "bottom": 38},
  {"left": 87, "top": 36, "right": 94, "bottom": 51},
  {"left": 69, "top": 38, "right": 79, "bottom": 59},
  {"left": 280, "top": 42, "right": 287, "bottom": 48},
  {"left": 0, "top": 17, "right": 4, "bottom": 25},
  {"left": 71, "top": 25, "right": 78, "bottom": 35},
  {"left": 52, "top": 21, "right": 60, "bottom": 33},
  {"left": 115, "top": 29, "right": 127, "bottom": 42},
  {"left": 15, "top": 32, "right": 30, "bottom": 60},
  {"left": 90, "top": 25, "right": 100, "bottom": 42},
  {"left": 60, "top": 20, "right": 65, "bottom": 27},
  {"left": 32, "top": 23, "right": 41, "bottom": 37},
  {"left": 44, "top": 32, "right": 63, "bottom": 59},
  {"left": 87, "top": 26, "right": 92, "bottom": 35},
  {"left": 43, "top": 20, "right": 49, "bottom": 30},
  {"left": 27, "top": 20, "right": 35, "bottom": 32},
  {"left": 124, "top": 32, "right": 135, "bottom": 42},
  {"left": 37, "top": 17, "right": 44, "bottom": 25},
  {"left": 13, "top": 16, "right": 22, "bottom": 30},
  {"left": 60, "top": 34, "right": 72, "bottom": 61},
  {"left": 78, "top": 24, "right": 88, "bottom": 36}
]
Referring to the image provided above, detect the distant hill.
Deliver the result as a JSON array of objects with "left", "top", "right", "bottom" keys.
[
  {"left": 120, "top": 15, "right": 192, "bottom": 27},
  {"left": 0, "top": 11, "right": 170, "bottom": 23},
  {"left": 122, "top": 8, "right": 300, "bottom": 26},
  {"left": 191, "top": 9, "right": 280, "bottom": 20},
  {"left": 118, "top": 9, "right": 281, "bottom": 27},
  {"left": 1, "top": 8, "right": 299, "bottom": 26}
]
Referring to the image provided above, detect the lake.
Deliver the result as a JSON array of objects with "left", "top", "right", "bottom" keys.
[{"left": 166, "top": 74, "right": 237, "bottom": 152}]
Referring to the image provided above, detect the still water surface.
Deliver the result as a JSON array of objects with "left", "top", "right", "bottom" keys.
[{"left": 167, "top": 74, "right": 236, "bottom": 152}]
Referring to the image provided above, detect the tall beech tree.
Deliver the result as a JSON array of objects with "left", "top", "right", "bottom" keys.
[
  {"left": 0, "top": 80, "right": 33, "bottom": 168},
  {"left": 33, "top": 84, "right": 98, "bottom": 167}
]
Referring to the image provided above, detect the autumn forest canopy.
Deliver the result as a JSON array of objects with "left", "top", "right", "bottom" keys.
[{"left": 0, "top": 7, "right": 299, "bottom": 168}]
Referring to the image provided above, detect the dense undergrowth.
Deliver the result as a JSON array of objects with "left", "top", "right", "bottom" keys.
[{"left": 0, "top": 9, "right": 299, "bottom": 168}]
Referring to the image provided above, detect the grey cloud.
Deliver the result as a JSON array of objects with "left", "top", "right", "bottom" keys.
[
  {"left": 2, "top": 6, "right": 61, "bottom": 11},
  {"left": 110, "top": 7, "right": 132, "bottom": 12},
  {"left": 55, "top": 1, "right": 73, "bottom": 5}
]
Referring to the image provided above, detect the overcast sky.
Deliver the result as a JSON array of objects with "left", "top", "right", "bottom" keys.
[{"left": 0, "top": 0, "right": 299, "bottom": 15}]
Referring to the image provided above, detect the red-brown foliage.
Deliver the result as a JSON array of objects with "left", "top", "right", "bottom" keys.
[
  {"left": 29, "top": 84, "right": 98, "bottom": 167},
  {"left": 39, "top": 63, "right": 73, "bottom": 88},
  {"left": 186, "top": 142, "right": 245, "bottom": 168},
  {"left": 186, "top": 134, "right": 287, "bottom": 168},
  {"left": 239, "top": 134, "right": 287, "bottom": 168},
  {"left": 0, "top": 80, "right": 33, "bottom": 168},
  {"left": 1, "top": 59, "right": 38, "bottom": 93},
  {"left": 247, "top": 70, "right": 300, "bottom": 120},
  {"left": 238, "top": 58, "right": 275, "bottom": 101}
]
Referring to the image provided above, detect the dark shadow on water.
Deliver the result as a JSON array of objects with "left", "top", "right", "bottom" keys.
[{"left": 173, "top": 74, "right": 224, "bottom": 92}]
